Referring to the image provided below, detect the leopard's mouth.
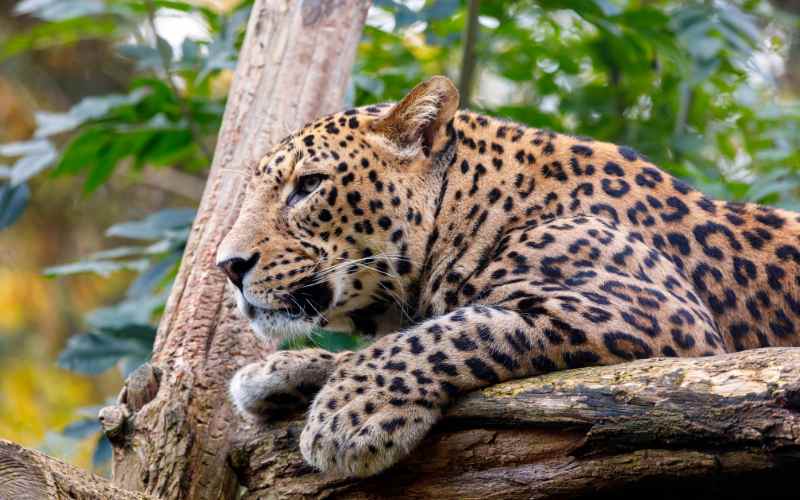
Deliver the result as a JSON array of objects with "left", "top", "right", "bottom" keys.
[
  {"left": 237, "top": 297, "right": 319, "bottom": 342},
  {"left": 241, "top": 300, "right": 304, "bottom": 321},
  {"left": 234, "top": 284, "right": 334, "bottom": 342},
  {"left": 227, "top": 273, "right": 337, "bottom": 342}
]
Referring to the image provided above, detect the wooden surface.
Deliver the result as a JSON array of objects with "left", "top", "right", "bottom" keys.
[
  {"left": 2, "top": 348, "right": 798, "bottom": 498},
  {"left": 0, "top": 439, "right": 151, "bottom": 500},
  {"left": 100, "top": 1, "right": 372, "bottom": 498},
  {"left": 230, "top": 347, "right": 800, "bottom": 499}
]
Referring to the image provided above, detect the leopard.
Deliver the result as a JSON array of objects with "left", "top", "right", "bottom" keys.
[{"left": 216, "top": 76, "right": 800, "bottom": 478}]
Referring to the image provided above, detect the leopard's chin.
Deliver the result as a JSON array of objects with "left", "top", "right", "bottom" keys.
[
  {"left": 248, "top": 310, "right": 318, "bottom": 343},
  {"left": 235, "top": 293, "right": 319, "bottom": 343}
]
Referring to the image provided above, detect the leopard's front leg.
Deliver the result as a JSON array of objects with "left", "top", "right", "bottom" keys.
[
  {"left": 299, "top": 305, "right": 548, "bottom": 478},
  {"left": 300, "top": 215, "right": 724, "bottom": 477}
]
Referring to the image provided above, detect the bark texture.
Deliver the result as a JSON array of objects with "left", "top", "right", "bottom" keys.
[
  {"left": 0, "top": 439, "right": 150, "bottom": 500},
  {"left": 2, "top": 345, "right": 799, "bottom": 499},
  {"left": 230, "top": 347, "right": 800, "bottom": 499},
  {"left": 98, "top": 1, "right": 371, "bottom": 499}
]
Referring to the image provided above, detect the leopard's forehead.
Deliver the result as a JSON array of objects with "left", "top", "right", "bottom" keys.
[
  {"left": 295, "top": 102, "right": 393, "bottom": 138},
  {"left": 253, "top": 102, "right": 394, "bottom": 178}
]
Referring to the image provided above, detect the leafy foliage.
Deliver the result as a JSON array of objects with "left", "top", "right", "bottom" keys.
[
  {"left": 1, "top": 0, "right": 798, "bottom": 469},
  {"left": 42, "top": 206, "right": 192, "bottom": 468},
  {"left": 45, "top": 207, "right": 193, "bottom": 375},
  {"left": 357, "top": 0, "right": 800, "bottom": 207},
  {"left": 0, "top": 0, "right": 250, "bottom": 214}
]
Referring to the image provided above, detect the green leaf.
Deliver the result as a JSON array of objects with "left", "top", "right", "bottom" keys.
[
  {"left": 0, "top": 182, "right": 30, "bottom": 230},
  {"left": 180, "top": 38, "right": 200, "bottom": 63},
  {"left": 422, "top": 0, "right": 459, "bottom": 21},
  {"left": 309, "top": 330, "right": 364, "bottom": 352},
  {"left": 82, "top": 139, "right": 130, "bottom": 193},
  {"left": 86, "top": 294, "right": 167, "bottom": 330},
  {"left": 126, "top": 253, "right": 180, "bottom": 298},
  {"left": 44, "top": 258, "right": 150, "bottom": 277},
  {"left": 155, "top": 35, "right": 173, "bottom": 64},
  {"left": 88, "top": 245, "right": 152, "bottom": 260},
  {"left": 57, "top": 326, "right": 155, "bottom": 375},
  {"left": 10, "top": 144, "right": 58, "bottom": 185},
  {"left": 196, "top": 8, "right": 249, "bottom": 81},
  {"left": 718, "top": 5, "right": 760, "bottom": 47},
  {"left": 53, "top": 127, "right": 111, "bottom": 176},
  {"left": 106, "top": 208, "right": 195, "bottom": 240},
  {"left": 35, "top": 89, "right": 150, "bottom": 138},
  {"left": 118, "top": 43, "right": 162, "bottom": 70},
  {"left": 0, "top": 139, "right": 52, "bottom": 157},
  {"left": 0, "top": 17, "right": 117, "bottom": 61},
  {"left": 33, "top": 112, "right": 84, "bottom": 138},
  {"left": 594, "top": 0, "right": 621, "bottom": 17},
  {"left": 135, "top": 129, "right": 194, "bottom": 166},
  {"left": 119, "top": 351, "right": 152, "bottom": 377},
  {"left": 745, "top": 170, "right": 800, "bottom": 202}
]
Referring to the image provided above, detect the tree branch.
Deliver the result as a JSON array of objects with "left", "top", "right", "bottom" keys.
[
  {"left": 458, "top": 0, "right": 481, "bottom": 107},
  {"left": 230, "top": 347, "right": 800, "bottom": 499},
  {"left": 2, "top": 348, "right": 798, "bottom": 498},
  {"left": 0, "top": 439, "right": 151, "bottom": 500},
  {"left": 3, "top": 2, "right": 797, "bottom": 498}
]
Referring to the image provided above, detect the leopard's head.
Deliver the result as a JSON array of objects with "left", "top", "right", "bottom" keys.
[{"left": 216, "top": 77, "right": 459, "bottom": 341}]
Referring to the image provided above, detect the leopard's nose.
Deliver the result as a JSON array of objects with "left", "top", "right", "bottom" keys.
[{"left": 217, "top": 252, "right": 260, "bottom": 290}]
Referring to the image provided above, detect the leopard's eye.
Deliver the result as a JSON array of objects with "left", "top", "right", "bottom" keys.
[{"left": 288, "top": 174, "right": 327, "bottom": 207}]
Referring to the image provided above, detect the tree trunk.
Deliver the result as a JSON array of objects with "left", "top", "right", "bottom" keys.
[{"left": 98, "top": 1, "right": 371, "bottom": 499}]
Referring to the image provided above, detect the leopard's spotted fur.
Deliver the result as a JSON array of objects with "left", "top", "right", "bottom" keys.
[{"left": 217, "top": 77, "right": 800, "bottom": 477}]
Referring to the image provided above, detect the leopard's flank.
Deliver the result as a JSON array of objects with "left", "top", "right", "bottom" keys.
[{"left": 217, "top": 76, "right": 800, "bottom": 478}]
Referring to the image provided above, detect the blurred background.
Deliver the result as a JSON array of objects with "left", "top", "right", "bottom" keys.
[{"left": 0, "top": 0, "right": 798, "bottom": 474}]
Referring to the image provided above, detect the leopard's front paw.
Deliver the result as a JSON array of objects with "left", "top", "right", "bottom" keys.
[
  {"left": 229, "top": 349, "right": 337, "bottom": 419},
  {"left": 299, "top": 363, "right": 442, "bottom": 477}
]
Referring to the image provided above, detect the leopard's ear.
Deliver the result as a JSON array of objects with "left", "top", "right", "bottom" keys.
[{"left": 371, "top": 76, "right": 459, "bottom": 157}]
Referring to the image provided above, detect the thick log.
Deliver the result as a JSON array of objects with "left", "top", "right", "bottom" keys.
[
  {"left": 0, "top": 439, "right": 150, "bottom": 500},
  {"left": 230, "top": 347, "right": 800, "bottom": 499},
  {"left": 2, "top": 349, "right": 798, "bottom": 498},
  {"left": 100, "top": 1, "right": 371, "bottom": 499}
]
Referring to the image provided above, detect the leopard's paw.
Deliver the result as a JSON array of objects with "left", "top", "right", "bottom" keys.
[
  {"left": 229, "top": 349, "right": 337, "bottom": 419},
  {"left": 299, "top": 369, "right": 442, "bottom": 477}
]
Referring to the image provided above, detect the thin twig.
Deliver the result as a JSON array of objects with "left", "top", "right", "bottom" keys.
[{"left": 458, "top": 0, "right": 481, "bottom": 107}]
